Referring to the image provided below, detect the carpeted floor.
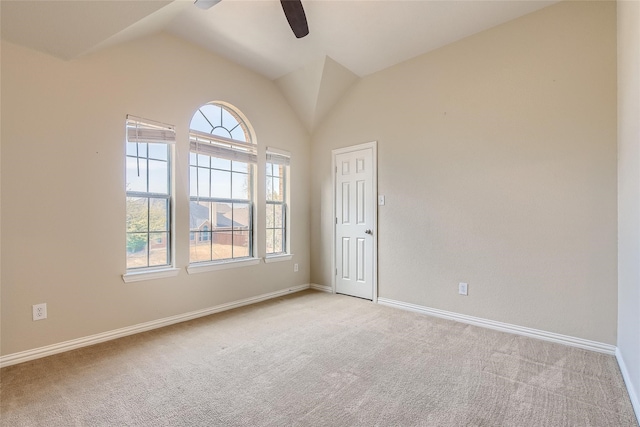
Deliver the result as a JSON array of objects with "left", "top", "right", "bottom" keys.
[{"left": 1, "top": 290, "right": 637, "bottom": 426}]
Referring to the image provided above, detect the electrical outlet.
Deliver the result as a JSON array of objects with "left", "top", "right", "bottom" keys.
[
  {"left": 458, "top": 283, "right": 468, "bottom": 296},
  {"left": 294, "top": 263, "right": 299, "bottom": 272},
  {"left": 33, "top": 303, "right": 47, "bottom": 321}
]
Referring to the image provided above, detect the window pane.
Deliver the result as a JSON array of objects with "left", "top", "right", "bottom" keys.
[
  {"left": 232, "top": 161, "right": 248, "bottom": 173},
  {"left": 148, "top": 143, "right": 167, "bottom": 161},
  {"left": 230, "top": 126, "right": 246, "bottom": 142},
  {"left": 190, "top": 201, "right": 210, "bottom": 231},
  {"left": 272, "top": 177, "right": 282, "bottom": 201},
  {"left": 149, "top": 198, "right": 168, "bottom": 231},
  {"left": 266, "top": 176, "right": 273, "bottom": 200},
  {"left": 197, "top": 154, "right": 210, "bottom": 168},
  {"left": 212, "top": 231, "right": 232, "bottom": 260},
  {"left": 199, "top": 104, "right": 222, "bottom": 127},
  {"left": 274, "top": 203, "right": 284, "bottom": 228},
  {"left": 232, "top": 203, "right": 250, "bottom": 229},
  {"left": 190, "top": 232, "right": 211, "bottom": 262},
  {"left": 126, "top": 156, "right": 148, "bottom": 192},
  {"left": 148, "top": 159, "right": 168, "bottom": 194},
  {"left": 198, "top": 168, "right": 210, "bottom": 198},
  {"left": 232, "top": 172, "right": 248, "bottom": 200},
  {"left": 129, "top": 142, "right": 147, "bottom": 157},
  {"left": 189, "top": 166, "right": 197, "bottom": 197},
  {"left": 126, "top": 197, "right": 148, "bottom": 232},
  {"left": 266, "top": 162, "right": 273, "bottom": 176},
  {"left": 190, "top": 110, "right": 213, "bottom": 134},
  {"left": 221, "top": 108, "right": 237, "bottom": 130},
  {"left": 266, "top": 204, "right": 274, "bottom": 228},
  {"left": 212, "top": 157, "right": 231, "bottom": 171},
  {"left": 211, "top": 169, "right": 231, "bottom": 199},
  {"left": 126, "top": 142, "right": 141, "bottom": 157},
  {"left": 233, "top": 231, "right": 250, "bottom": 257},
  {"left": 213, "top": 202, "right": 233, "bottom": 229},
  {"left": 126, "top": 233, "right": 148, "bottom": 269},
  {"left": 190, "top": 152, "right": 197, "bottom": 166},
  {"left": 274, "top": 228, "right": 283, "bottom": 254},
  {"left": 266, "top": 229, "right": 274, "bottom": 254},
  {"left": 149, "top": 232, "right": 168, "bottom": 266},
  {"left": 212, "top": 127, "right": 231, "bottom": 139}
]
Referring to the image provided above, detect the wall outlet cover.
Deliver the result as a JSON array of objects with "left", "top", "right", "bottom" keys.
[
  {"left": 458, "top": 283, "right": 468, "bottom": 296},
  {"left": 33, "top": 303, "right": 47, "bottom": 321}
]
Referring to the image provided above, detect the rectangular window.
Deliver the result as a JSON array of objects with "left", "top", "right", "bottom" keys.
[
  {"left": 266, "top": 148, "right": 290, "bottom": 256},
  {"left": 125, "top": 116, "right": 174, "bottom": 270},
  {"left": 189, "top": 131, "right": 256, "bottom": 263}
]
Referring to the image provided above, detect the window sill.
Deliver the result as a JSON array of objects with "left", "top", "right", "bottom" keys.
[
  {"left": 186, "top": 257, "right": 261, "bottom": 274},
  {"left": 264, "top": 254, "right": 293, "bottom": 263},
  {"left": 122, "top": 267, "right": 180, "bottom": 283}
]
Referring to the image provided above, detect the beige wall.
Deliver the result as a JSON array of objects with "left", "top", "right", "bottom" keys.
[
  {"left": 0, "top": 0, "right": 627, "bottom": 362},
  {"left": 311, "top": 1, "right": 618, "bottom": 344},
  {"left": 617, "top": 0, "right": 640, "bottom": 415},
  {"left": 0, "top": 33, "right": 311, "bottom": 355}
]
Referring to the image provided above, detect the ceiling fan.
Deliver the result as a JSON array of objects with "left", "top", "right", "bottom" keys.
[{"left": 194, "top": 0, "right": 309, "bottom": 39}]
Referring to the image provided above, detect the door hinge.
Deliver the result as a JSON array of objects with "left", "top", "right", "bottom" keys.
[
  {"left": 336, "top": 268, "right": 338, "bottom": 276},
  {"left": 335, "top": 217, "right": 338, "bottom": 224}
]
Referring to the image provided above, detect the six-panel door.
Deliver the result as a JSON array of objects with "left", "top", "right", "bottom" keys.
[{"left": 335, "top": 147, "right": 374, "bottom": 300}]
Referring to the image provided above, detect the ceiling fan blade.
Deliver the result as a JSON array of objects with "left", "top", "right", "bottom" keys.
[
  {"left": 280, "top": 0, "right": 309, "bottom": 39},
  {"left": 194, "top": 0, "right": 222, "bottom": 10}
]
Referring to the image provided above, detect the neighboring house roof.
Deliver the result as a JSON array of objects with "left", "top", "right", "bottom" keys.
[
  {"left": 189, "top": 201, "right": 249, "bottom": 230},
  {"left": 189, "top": 202, "right": 210, "bottom": 230}
]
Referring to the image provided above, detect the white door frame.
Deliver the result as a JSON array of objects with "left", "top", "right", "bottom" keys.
[{"left": 331, "top": 141, "right": 378, "bottom": 303}]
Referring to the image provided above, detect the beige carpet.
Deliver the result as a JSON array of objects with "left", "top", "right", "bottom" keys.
[{"left": 1, "top": 290, "right": 637, "bottom": 426}]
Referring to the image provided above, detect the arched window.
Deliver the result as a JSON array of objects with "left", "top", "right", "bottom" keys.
[{"left": 188, "top": 102, "right": 256, "bottom": 264}]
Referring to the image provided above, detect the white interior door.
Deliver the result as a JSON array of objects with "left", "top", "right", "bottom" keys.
[{"left": 334, "top": 145, "right": 375, "bottom": 300}]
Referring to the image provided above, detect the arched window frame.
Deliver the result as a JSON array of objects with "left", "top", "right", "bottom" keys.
[{"left": 187, "top": 102, "right": 260, "bottom": 272}]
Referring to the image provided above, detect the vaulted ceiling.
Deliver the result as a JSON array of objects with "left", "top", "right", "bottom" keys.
[{"left": 0, "top": 0, "right": 558, "bottom": 131}]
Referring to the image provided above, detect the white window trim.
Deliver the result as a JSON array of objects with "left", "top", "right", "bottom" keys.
[
  {"left": 186, "top": 257, "right": 261, "bottom": 274},
  {"left": 264, "top": 253, "right": 294, "bottom": 263},
  {"left": 122, "top": 267, "right": 180, "bottom": 283},
  {"left": 266, "top": 147, "right": 291, "bottom": 257},
  {"left": 125, "top": 115, "right": 176, "bottom": 274}
]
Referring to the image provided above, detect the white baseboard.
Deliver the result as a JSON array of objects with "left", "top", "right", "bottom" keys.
[
  {"left": 310, "top": 283, "right": 333, "bottom": 293},
  {"left": 0, "top": 284, "right": 311, "bottom": 368},
  {"left": 377, "top": 297, "right": 616, "bottom": 355},
  {"left": 616, "top": 348, "right": 640, "bottom": 423}
]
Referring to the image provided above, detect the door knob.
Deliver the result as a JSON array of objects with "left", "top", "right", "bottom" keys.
[{"left": 365, "top": 229, "right": 373, "bottom": 235}]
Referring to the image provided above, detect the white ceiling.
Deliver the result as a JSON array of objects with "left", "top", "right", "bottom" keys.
[
  {"left": 168, "top": 0, "right": 557, "bottom": 80},
  {"left": 0, "top": 0, "right": 174, "bottom": 60},
  {"left": 0, "top": 0, "right": 558, "bottom": 130}
]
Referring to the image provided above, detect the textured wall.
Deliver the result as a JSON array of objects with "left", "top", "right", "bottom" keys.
[
  {"left": 0, "top": 33, "right": 311, "bottom": 355},
  {"left": 311, "top": 1, "right": 618, "bottom": 344}
]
